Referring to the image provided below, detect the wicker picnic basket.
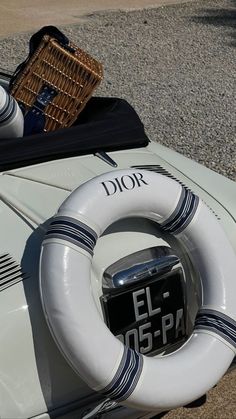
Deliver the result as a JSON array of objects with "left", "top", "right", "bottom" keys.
[{"left": 10, "top": 31, "right": 103, "bottom": 132}]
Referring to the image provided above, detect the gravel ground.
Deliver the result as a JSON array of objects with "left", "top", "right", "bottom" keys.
[
  {"left": 165, "top": 367, "right": 236, "bottom": 419},
  {"left": 0, "top": 0, "right": 235, "bottom": 180},
  {"left": 0, "top": 1, "right": 235, "bottom": 418}
]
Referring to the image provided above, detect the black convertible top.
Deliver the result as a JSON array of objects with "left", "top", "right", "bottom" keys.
[{"left": 0, "top": 97, "right": 149, "bottom": 171}]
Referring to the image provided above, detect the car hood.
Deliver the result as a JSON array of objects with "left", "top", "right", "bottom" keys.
[
  {"left": 0, "top": 143, "right": 235, "bottom": 419},
  {"left": 0, "top": 142, "right": 235, "bottom": 253}
]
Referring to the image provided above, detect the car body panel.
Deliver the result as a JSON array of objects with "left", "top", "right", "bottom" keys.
[
  {"left": 0, "top": 69, "right": 235, "bottom": 417},
  {"left": 0, "top": 143, "right": 235, "bottom": 418},
  {"left": 148, "top": 142, "right": 236, "bottom": 222}
]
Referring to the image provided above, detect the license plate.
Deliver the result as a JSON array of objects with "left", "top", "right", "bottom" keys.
[{"left": 101, "top": 270, "right": 186, "bottom": 355}]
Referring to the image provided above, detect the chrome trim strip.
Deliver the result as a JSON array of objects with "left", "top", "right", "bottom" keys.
[
  {"left": 110, "top": 255, "right": 179, "bottom": 289},
  {"left": 103, "top": 246, "right": 179, "bottom": 292},
  {"left": 95, "top": 151, "right": 118, "bottom": 167}
]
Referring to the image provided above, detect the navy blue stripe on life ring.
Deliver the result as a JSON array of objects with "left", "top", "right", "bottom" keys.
[
  {"left": 161, "top": 188, "right": 199, "bottom": 235},
  {"left": 50, "top": 218, "right": 97, "bottom": 243},
  {"left": 195, "top": 309, "right": 236, "bottom": 349},
  {"left": 0, "top": 93, "right": 10, "bottom": 119},
  {"left": 100, "top": 346, "right": 143, "bottom": 402},
  {"left": 0, "top": 95, "right": 16, "bottom": 124},
  {"left": 44, "top": 216, "right": 97, "bottom": 255}
]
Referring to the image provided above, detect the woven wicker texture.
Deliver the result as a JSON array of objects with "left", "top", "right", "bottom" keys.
[{"left": 11, "top": 35, "right": 103, "bottom": 131}]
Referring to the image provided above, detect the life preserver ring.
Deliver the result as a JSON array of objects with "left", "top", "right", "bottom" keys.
[{"left": 39, "top": 169, "right": 236, "bottom": 411}]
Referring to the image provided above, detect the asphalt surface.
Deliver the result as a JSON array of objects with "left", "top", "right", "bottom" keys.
[
  {"left": 165, "top": 367, "right": 236, "bottom": 419},
  {"left": 0, "top": 0, "right": 194, "bottom": 37},
  {"left": 0, "top": 0, "right": 235, "bottom": 417}
]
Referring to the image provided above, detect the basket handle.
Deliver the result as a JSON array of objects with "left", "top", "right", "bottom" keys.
[{"left": 9, "top": 26, "right": 71, "bottom": 90}]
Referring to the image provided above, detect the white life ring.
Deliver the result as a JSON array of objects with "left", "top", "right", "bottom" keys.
[{"left": 39, "top": 169, "right": 236, "bottom": 411}]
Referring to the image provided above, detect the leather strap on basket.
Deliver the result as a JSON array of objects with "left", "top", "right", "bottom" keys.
[{"left": 23, "top": 85, "right": 58, "bottom": 136}]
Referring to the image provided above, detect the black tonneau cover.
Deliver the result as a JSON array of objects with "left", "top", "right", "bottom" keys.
[{"left": 0, "top": 97, "right": 149, "bottom": 171}]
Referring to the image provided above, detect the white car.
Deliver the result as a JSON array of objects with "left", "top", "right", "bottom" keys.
[{"left": 0, "top": 70, "right": 235, "bottom": 419}]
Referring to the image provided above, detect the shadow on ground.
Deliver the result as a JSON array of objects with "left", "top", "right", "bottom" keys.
[{"left": 191, "top": 0, "right": 236, "bottom": 46}]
